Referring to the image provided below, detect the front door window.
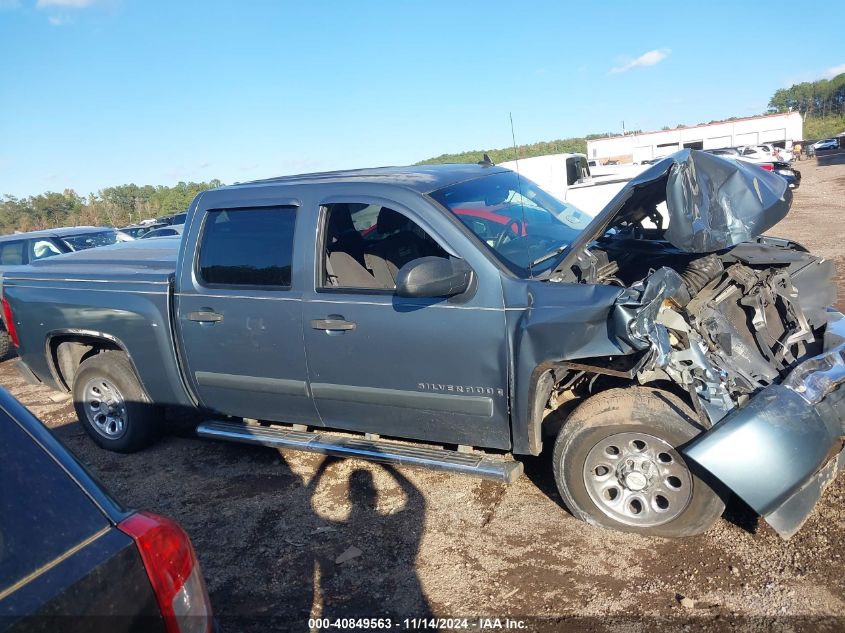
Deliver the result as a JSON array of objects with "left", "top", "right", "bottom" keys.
[{"left": 321, "top": 203, "right": 449, "bottom": 290}]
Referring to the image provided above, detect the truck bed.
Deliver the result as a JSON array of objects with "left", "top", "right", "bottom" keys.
[
  {"left": 12, "top": 238, "right": 179, "bottom": 283},
  {"left": 1, "top": 238, "right": 191, "bottom": 409}
]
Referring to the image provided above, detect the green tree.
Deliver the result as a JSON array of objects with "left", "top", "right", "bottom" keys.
[
  {"left": 417, "top": 136, "right": 591, "bottom": 165},
  {"left": 768, "top": 73, "right": 845, "bottom": 118},
  {"left": 0, "top": 180, "right": 224, "bottom": 235}
]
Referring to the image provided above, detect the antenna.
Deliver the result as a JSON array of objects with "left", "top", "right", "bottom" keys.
[{"left": 509, "top": 112, "right": 531, "bottom": 278}]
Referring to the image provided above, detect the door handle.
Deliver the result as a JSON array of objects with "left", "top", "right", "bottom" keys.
[
  {"left": 187, "top": 310, "right": 224, "bottom": 323},
  {"left": 310, "top": 317, "right": 356, "bottom": 332}
]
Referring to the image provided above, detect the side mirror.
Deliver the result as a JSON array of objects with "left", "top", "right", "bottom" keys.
[{"left": 395, "top": 257, "right": 474, "bottom": 298}]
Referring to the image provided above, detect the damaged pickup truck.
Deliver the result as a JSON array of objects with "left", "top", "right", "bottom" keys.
[{"left": 2, "top": 150, "right": 843, "bottom": 538}]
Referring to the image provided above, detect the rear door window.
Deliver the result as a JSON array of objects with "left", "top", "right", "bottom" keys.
[
  {"left": 197, "top": 206, "right": 297, "bottom": 288},
  {"left": 0, "top": 241, "right": 25, "bottom": 266},
  {"left": 0, "top": 418, "right": 108, "bottom": 594},
  {"left": 565, "top": 157, "right": 590, "bottom": 185}
]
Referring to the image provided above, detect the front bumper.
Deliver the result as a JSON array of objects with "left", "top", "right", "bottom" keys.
[
  {"left": 682, "top": 314, "right": 845, "bottom": 538},
  {"left": 781, "top": 171, "right": 801, "bottom": 189}
]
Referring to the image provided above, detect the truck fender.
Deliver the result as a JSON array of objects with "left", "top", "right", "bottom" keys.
[{"left": 46, "top": 330, "right": 141, "bottom": 393}]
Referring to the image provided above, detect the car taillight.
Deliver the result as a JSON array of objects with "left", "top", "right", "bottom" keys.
[
  {"left": 757, "top": 163, "right": 774, "bottom": 171},
  {"left": 1, "top": 297, "right": 19, "bottom": 347},
  {"left": 118, "top": 512, "right": 212, "bottom": 633}
]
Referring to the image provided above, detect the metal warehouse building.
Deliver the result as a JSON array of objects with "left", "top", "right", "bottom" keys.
[{"left": 586, "top": 112, "right": 803, "bottom": 164}]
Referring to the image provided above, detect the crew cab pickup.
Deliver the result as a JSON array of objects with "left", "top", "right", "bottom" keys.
[{"left": 3, "top": 151, "right": 844, "bottom": 539}]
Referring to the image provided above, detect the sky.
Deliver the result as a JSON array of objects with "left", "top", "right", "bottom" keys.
[{"left": 1, "top": 0, "right": 844, "bottom": 198}]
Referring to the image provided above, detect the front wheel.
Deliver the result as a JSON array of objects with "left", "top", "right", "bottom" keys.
[
  {"left": 552, "top": 386, "right": 725, "bottom": 537},
  {"left": 72, "top": 351, "right": 162, "bottom": 453}
]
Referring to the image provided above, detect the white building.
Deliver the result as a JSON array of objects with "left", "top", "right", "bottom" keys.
[{"left": 586, "top": 112, "right": 803, "bottom": 164}]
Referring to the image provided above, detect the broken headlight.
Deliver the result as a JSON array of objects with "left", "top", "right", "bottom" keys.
[{"left": 783, "top": 345, "right": 845, "bottom": 405}]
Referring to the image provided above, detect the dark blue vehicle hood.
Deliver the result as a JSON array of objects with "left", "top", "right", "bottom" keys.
[{"left": 4, "top": 237, "right": 179, "bottom": 283}]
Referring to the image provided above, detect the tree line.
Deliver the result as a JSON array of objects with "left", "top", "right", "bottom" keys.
[
  {"left": 421, "top": 74, "right": 845, "bottom": 167},
  {"left": 6, "top": 75, "right": 841, "bottom": 235},
  {"left": 768, "top": 73, "right": 845, "bottom": 119},
  {"left": 0, "top": 180, "right": 222, "bottom": 235},
  {"left": 416, "top": 136, "right": 590, "bottom": 165}
]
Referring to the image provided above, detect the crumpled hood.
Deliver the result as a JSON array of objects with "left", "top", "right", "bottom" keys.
[
  {"left": 663, "top": 150, "right": 791, "bottom": 252},
  {"left": 554, "top": 149, "right": 792, "bottom": 275}
]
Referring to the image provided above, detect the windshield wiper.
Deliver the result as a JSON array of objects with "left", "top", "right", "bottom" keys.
[{"left": 529, "top": 245, "right": 568, "bottom": 268}]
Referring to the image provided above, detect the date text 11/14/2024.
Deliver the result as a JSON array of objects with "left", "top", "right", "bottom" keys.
[{"left": 308, "top": 617, "right": 527, "bottom": 629}]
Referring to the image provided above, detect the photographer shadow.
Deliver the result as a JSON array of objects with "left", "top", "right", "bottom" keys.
[{"left": 306, "top": 457, "right": 434, "bottom": 623}]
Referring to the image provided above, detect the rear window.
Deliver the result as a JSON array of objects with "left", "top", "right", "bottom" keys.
[
  {"left": 143, "top": 228, "right": 179, "bottom": 239},
  {"left": 29, "top": 239, "right": 64, "bottom": 261},
  {"left": 198, "top": 207, "right": 296, "bottom": 288},
  {"left": 61, "top": 230, "right": 119, "bottom": 251},
  {"left": 0, "top": 417, "right": 108, "bottom": 592}
]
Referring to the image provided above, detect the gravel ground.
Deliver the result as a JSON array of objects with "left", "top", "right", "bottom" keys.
[{"left": 4, "top": 152, "right": 845, "bottom": 632}]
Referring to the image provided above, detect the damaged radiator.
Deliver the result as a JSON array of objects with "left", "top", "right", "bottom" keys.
[{"left": 622, "top": 260, "right": 824, "bottom": 426}]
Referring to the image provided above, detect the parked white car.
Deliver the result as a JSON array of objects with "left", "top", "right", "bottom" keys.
[
  {"left": 762, "top": 143, "right": 795, "bottom": 162},
  {"left": 739, "top": 145, "right": 793, "bottom": 163},
  {"left": 813, "top": 139, "right": 839, "bottom": 151}
]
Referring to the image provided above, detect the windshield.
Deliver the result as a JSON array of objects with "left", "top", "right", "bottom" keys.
[
  {"left": 429, "top": 170, "right": 592, "bottom": 276},
  {"left": 61, "top": 230, "right": 119, "bottom": 251}
]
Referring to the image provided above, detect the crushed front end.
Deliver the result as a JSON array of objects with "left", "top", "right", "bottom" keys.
[
  {"left": 549, "top": 150, "right": 845, "bottom": 537},
  {"left": 684, "top": 320, "right": 845, "bottom": 537}
]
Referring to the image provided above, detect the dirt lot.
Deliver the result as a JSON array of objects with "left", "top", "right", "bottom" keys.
[{"left": 5, "top": 153, "right": 845, "bottom": 632}]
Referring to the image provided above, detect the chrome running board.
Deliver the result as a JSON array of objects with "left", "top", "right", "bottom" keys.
[{"left": 196, "top": 420, "right": 523, "bottom": 484}]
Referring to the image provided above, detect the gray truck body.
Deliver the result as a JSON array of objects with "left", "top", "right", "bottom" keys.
[{"left": 3, "top": 153, "right": 844, "bottom": 537}]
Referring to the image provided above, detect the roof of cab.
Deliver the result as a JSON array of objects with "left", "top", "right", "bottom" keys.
[
  {"left": 0, "top": 226, "right": 116, "bottom": 242},
  {"left": 229, "top": 163, "right": 509, "bottom": 194}
]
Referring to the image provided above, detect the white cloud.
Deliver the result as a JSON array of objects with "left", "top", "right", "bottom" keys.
[
  {"left": 611, "top": 48, "right": 671, "bottom": 74},
  {"left": 783, "top": 63, "right": 845, "bottom": 87},
  {"left": 36, "top": 0, "right": 116, "bottom": 26},
  {"left": 37, "top": 0, "right": 98, "bottom": 7},
  {"left": 823, "top": 63, "right": 845, "bottom": 79}
]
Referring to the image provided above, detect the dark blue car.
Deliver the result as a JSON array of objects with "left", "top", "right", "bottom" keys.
[{"left": 0, "top": 388, "right": 212, "bottom": 632}]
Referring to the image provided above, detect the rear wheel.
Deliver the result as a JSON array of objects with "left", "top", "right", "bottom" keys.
[
  {"left": 552, "top": 386, "right": 724, "bottom": 537},
  {"left": 72, "top": 351, "right": 161, "bottom": 453},
  {"left": 0, "top": 327, "right": 12, "bottom": 361}
]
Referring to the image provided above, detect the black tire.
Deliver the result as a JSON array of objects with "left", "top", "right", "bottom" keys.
[
  {"left": 0, "top": 327, "right": 12, "bottom": 361},
  {"left": 72, "top": 351, "right": 161, "bottom": 453},
  {"left": 552, "top": 386, "right": 725, "bottom": 537}
]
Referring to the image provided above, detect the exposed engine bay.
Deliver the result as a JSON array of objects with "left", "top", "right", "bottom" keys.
[
  {"left": 548, "top": 150, "right": 838, "bottom": 427},
  {"left": 573, "top": 234, "right": 834, "bottom": 425}
]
